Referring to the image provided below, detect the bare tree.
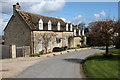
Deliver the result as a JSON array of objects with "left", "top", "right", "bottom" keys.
[
  {"left": 87, "top": 20, "right": 115, "bottom": 55},
  {"left": 40, "top": 33, "right": 56, "bottom": 53}
]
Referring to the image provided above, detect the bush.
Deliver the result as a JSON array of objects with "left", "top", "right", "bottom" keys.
[
  {"left": 80, "top": 44, "right": 89, "bottom": 48},
  {"left": 61, "top": 46, "right": 68, "bottom": 51},
  {"left": 53, "top": 47, "right": 64, "bottom": 52},
  {"left": 31, "top": 53, "right": 40, "bottom": 57},
  {"left": 77, "top": 44, "right": 80, "bottom": 48},
  {"left": 39, "top": 50, "right": 44, "bottom": 55},
  {"left": 70, "top": 47, "right": 79, "bottom": 49}
]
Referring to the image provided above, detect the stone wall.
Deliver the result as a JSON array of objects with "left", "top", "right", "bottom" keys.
[
  {"left": 33, "top": 31, "right": 56, "bottom": 53},
  {"left": 62, "top": 32, "right": 73, "bottom": 47},
  {"left": 73, "top": 37, "right": 82, "bottom": 47},
  {"left": 4, "top": 12, "right": 31, "bottom": 47}
]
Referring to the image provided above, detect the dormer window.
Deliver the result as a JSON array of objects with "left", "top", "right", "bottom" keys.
[
  {"left": 39, "top": 19, "right": 43, "bottom": 30},
  {"left": 57, "top": 22, "right": 60, "bottom": 31},
  {"left": 82, "top": 28, "right": 84, "bottom": 36},
  {"left": 74, "top": 29, "right": 76, "bottom": 36},
  {"left": 48, "top": 20, "right": 51, "bottom": 30},
  {"left": 79, "top": 29, "right": 81, "bottom": 36},
  {"left": 70, "top": 24, "right": 73, "bottom": 31},
  {"left": 66, "top": 23, "right": 68, "bottom": 31}
]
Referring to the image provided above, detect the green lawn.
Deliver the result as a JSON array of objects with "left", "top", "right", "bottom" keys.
[{"left": 83, "top": 49, "right": 120, "bottom": 78}]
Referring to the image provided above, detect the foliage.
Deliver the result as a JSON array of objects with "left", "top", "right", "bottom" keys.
[
  {"left": 80, "top": 44, "right": 89, "bottom": 48},
  {"left": 53, "top": 47, "right": 64, "bottom": 52},
  {"left": 87, "top": 20, "right": 116, "bottom": 54},
  {"left": 61, "top": 46, "right": 68, "bottom": 51},
  {"left": 77, "top": 44, "right": 80, "bottom": 48},
  {"left": 113, "top": 21, "right": 120, "bottom": 49},
  {"left": 39, "top": 50, "right": 44, "bottom": 55},
  {"left": 31, "top": 53, "right": 40, "bottom": 56},
  {"left": 40, "top": 33, "right": 56, "bottom": 53},
  {"left": 69, "top": 47, "right": 80, "bottom": 49}
]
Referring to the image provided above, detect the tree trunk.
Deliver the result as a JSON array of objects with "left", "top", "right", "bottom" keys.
[
  {"left": 106, "top": 45, "right": 109, "bottom": 55},
  {"left": 45, "top": 47, "right": 47, "bottom": 54}
]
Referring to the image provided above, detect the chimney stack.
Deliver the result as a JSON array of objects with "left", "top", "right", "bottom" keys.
[{"left": 13, "top": 3, "right": 21, "bottom": 16}]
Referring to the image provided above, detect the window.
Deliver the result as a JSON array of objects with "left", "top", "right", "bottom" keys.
[
  {"left": 66, "top": 23, "right": 68, "bottom": 31},
  {"left": 57, "top": 22, "right": 60, "bottom": 31},
  {"left": 79, "top": 29, "right": 81, "bottom": 36},
  {"left": 39, "top": 19, "right": 43, "bottom": 30},
  {"left": 48, "top": 20, "right": 51, "bottom": 30},
  {"left": 82, "top": 28, "right": 84, "bottom": 36},
  {"left": 70, "top": 24, "right": 73, "bottom": 31},
  {"left": 48, "top": 40, "right": 50, "bottom": 49},
  {"left": 74, "top": 29, "right": 76, "bottom": 36},
  {"left": 38, "top": 40, "right": 42, "bottom": 51}
]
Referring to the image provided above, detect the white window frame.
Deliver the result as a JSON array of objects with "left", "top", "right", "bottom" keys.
[
  {"left": 79, "top": 29, "right": 81, "bottom": 36},
  {"left": 66, "top": 23, "right": 68, "bottom": 31},
  {"left": 82, "top": 28, "right": 85, "bottom": 36},
  {"left": 39, "top": 19, "right": 43, "bottom": 30},
  {"left": 48, "top": 40, "right": 50, "bottom": 49},
  {"left": 38, "top": 40, "right": 42, "bottom": 51},
  {"left": 48, "top": 20, "right": 52, "bottom": 30},
  {"left": 70, "top": 24, "right": 73, "bottom": 31},
  {"left": 74, "top": 29, "right": 76, "bottom": 36},
  {"left": 57, "top": 22, "right": 60, "bottom": 31}
]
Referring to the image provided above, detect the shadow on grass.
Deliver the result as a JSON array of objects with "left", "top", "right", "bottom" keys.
[
  {"left": 63, "top": 55, "right": 119, "bottom": 64},
  {"left": 86, "top": 54, "right": 119, "bottom": 61},
  {"left": 63, "top": 58, "right": 85, "bottom": 64}
]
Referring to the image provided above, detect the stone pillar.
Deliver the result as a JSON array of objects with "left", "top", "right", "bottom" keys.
[{"left": 11, "top": 45, "right": 16, "bottom": 58}]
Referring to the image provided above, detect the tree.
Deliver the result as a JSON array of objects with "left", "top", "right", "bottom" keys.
[
  {"left": 40, "top": 33, "right": 56, "bottom": 53},
  {"left": 87, "top": 20, "right": 115, "bottom": 55},
  {"left": 78, "top": 22, "right": 85, "bottom": 29},
  {"left": 113, "top": 20, "right": 120, "bottom": 49}
]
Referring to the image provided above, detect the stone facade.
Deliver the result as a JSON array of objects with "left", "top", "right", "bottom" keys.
[
  {"left": 4, "top": 3, "right": 86, "bottom": 55},
  {"left": 4, "top": 11, "right": 31, "bottom": 47},
  {"left": 73, "top": 37, "right": 82, "bottom": 47}
]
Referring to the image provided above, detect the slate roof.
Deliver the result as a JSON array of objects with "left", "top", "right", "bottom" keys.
[{"left": 17, "top": 11, "right": 66, "bottom": 30}]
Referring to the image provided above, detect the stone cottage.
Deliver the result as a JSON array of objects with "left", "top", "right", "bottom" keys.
[{"left": 4, "top": 3, "right": 86, "bottom": 54}]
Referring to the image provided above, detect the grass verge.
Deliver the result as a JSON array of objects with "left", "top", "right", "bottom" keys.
[{"left": 83, "top": 49, "right": 120, "bottom": 78}]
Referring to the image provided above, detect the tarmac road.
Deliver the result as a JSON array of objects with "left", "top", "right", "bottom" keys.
[{"left": 16, "top": 49, "right": 101, "bottom": 78}]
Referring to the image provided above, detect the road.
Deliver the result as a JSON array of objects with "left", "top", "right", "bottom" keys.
[{"left": 16, "top": 49, "right": 102, "bottom": 78}]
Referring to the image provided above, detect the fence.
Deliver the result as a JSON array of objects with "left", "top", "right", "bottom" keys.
[
  {"left": 0, "top": 45, "right": 12, "bottom": 59},
  {"left": 0, "top": 45, "right": 30, "bottom": 59}
]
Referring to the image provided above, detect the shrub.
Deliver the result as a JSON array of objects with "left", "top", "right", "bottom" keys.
[
  {"left": 31, "top": 53, "right": 39, "bottom": 57},
  {"left": 70, "top": 47, "right": 79, "bottom": 49},
  {"left": 77, "top": 44, "right": 80, "bottom": 48},
  {"left": 61, "top": 46, "right": 68, "bottom": 51},
  {"left": 53, "top": 47, "right": 64, "bottom": 52},
  {"left": 80, "top": 44, "right": 89, "bottom": 48},
  {"left": 39, "top": 50, "right": 44, "bottom": 55}
]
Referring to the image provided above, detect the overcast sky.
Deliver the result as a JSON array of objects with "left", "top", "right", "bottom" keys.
[{"left": 0, "top": 0, "right": 119, "bottom": 35}]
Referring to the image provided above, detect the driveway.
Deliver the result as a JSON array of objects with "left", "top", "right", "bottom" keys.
[{"left": 16, "top": 49, "right": 103, "bottom": 78}]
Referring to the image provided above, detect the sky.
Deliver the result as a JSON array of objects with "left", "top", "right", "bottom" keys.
[{"left": 0, "top": 0, "right": 119, "bottom": 35}]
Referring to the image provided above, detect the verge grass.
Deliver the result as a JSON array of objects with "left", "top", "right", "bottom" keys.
[{"left": 83, "top": 49, "right": 120, "bottom": 78}]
